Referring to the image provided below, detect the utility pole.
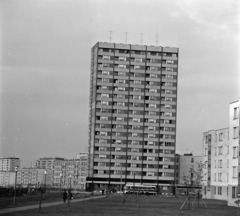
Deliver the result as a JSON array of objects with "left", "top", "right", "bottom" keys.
[
  {"left": 44, "top": 170, "right": 47, "bottom": 188},
  {"left": 13, "top": 166, "right": 18, "bottom": 204},
  {"left": 120, "top": 164, "right": 122, "bottom": 191},
  {"left": 133, "top": 172, "right": 135, "bottom": 193}
]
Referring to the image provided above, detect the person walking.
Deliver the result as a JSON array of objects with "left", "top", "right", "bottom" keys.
[{"left": 63, "top": 190, "right": 67, "bottom": 203}]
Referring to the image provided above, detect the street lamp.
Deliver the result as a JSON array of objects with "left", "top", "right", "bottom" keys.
[
  {"left": 44, "top": 170, "right": 47, "bottom": 189},
  {"left": 133, "top": 171, "right": 135, "bottom": 194},
  {"left": 13, "top": 166, "right": 18, "bottom": 204},
  {"left": 60, "top": 172, "right": 62, "bottom": 188},
  {"left": 120, "top": 164, "right": 122, "bottom": 192}
]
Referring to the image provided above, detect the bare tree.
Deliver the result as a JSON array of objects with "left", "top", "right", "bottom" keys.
[{"left": 181, "top": 161, "right": 206, "bottom": 208}]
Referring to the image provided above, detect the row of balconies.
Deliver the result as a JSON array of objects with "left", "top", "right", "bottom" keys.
[
  {"left": 98, "top": 55, "right": 177, "bottom": 64},
  {"left": 98, "top": 49, "right": 178, "bottom": 57}
]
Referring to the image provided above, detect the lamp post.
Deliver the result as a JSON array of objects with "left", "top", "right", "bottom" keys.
[
  {"left": 60, "top": 172, "right": 62, "bottom": 188},
  {"left": 13, "top": 166, "right": 18, "bottom": 204},
  {"left": 120, "top": 164, "right": 122, "bottom": 192},
  {"left": 133, "top": 171, "right": 135, "bottom": 194},
  {"left": 44, "top": 170, "right": 47, "bottom": 189}
]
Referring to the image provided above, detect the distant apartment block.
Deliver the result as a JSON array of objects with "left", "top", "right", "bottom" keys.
[
  {"left": 202, "top": 99, "right": 239, "bottom": 207},
  {"left": 0, "top": 157, "right": 20, "bottom": 172},
  {"left": 87, "top": 42, "right": 179, "bottom": 191},
  {"left": 52, "top": 157, "right": 88, "bottom": 190},
  {"left": 76, "top": 152, "right": 88, "bottom": 159},
  {"left": 16, "top": 168, "right": 52, "bottom": 187},
  {"left": 35, "top": 157, "right": 65, "bottom": 170},
  {"left": 176, "top": 153, "right": 203, "bottom": 185},
  {"left": 0, "top": 172, "right": 15, "bottom": 187}
]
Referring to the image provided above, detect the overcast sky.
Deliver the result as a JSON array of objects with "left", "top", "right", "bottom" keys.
[{"left": 0, "top": 0, "right": 239, "bottom": 166}]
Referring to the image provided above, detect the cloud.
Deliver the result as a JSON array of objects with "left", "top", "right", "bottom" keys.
[{"left": 175, "top": 0, "right": 240, "bottom": 41}]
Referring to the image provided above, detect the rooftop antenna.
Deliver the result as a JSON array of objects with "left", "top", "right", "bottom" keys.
[
  {"left": 156, "top": 33, "right": 159, "bottom": 46},
  {"left": 140, "top": 33, "right": 144, "bottom": 45},
  {"left": 125, "top": 31, "right": 128, "bottom": 44},
  {"left": 109, "top": 30, "right": 113, "bottom": 43}
]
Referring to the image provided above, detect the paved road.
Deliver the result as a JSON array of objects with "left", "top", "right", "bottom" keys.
[{"left": 0, "top": 195, "right": 105, "bottom": 215}]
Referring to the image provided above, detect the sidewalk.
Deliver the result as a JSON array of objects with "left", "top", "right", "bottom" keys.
[{"left": 0, "top": 195, "right": 105, "bottom": 215}]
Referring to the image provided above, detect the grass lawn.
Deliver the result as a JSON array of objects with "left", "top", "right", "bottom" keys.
[{"left": 3, "top": 195, "right": 238, "bottom": 216}]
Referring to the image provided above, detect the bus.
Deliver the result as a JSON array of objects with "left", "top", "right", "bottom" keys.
[{"left": 123, "top": 183, "right": 157, "bottom": 195}]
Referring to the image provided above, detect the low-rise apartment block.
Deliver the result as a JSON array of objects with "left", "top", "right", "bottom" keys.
[
  {"left": 202, "top": 99, "right": 239, "bottom": 207},
  {"left": 52, "top": 157, "right": 88, "bottom": 190},
  {"left": 0, "top": 172, "right": 16, "bottom": 187},
  {"left": 35, "top": 157, "right": 65, "bottom": 170},
  {"left": 16, "top": 168, "right": 52, "bottom": 188},
  {"left": 0, "top": 157, "right": 20, "bottom": 172},
  {"left": 202, "top": 128, "right": 229, "bottom": 200}
]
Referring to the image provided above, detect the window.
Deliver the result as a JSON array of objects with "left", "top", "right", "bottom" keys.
[
  {"left": 116, "top": 117, "right": 124, "bottom": 121},
  {"left": 218, "top": 173, "right": 222, "bottom": 182},
  {"left": 99, "top": 155, "right": 106, "bottom": 159},
  {"left": 102, "top": 70, "right": 110, "bottom": 75},
  {"left": 218, "top": 160, "right": 222, "bottom": 168},
  {"left": 232, "top": 187, "right": 236, "bottom": 198},
  {"left": 166, "top": 60, "right": 174, "bottom": 64},
  {"left": 233, "top": 147, "right": 237, "bottom": 158},
  {"left": 101, "top": 101, "right": 109, "bottom": 105},
  {"left": 218, "top": 146, "right": 222, "bottom": 155},
  {"left": 100, "top": 116, "right": 108, "bottom": 121},
  {"left": 205, "top": 148, "right": 208, "bottom": 156},
  {"left": 148, "top": 104, "right": 157, "bottom": 108},
  {"left": 233, "top": 127, "right": 239, "bottom": 139},
  {"left": 147, "top": 157, "right": 153, "bottom": 161},
  {"left": 219, "top": 133, "right": 223, "bottom": 141},
  {"left": 147, "top": 172, "right": 154, "bottom": 176},
  {"left": 234, "top": 107, "right": 239, "bottom": 119},
  {"left": 218, "top": 187, "right": 222, "bottom": 195},
  {"left": 233, "top": 166, "right": 237, "bottom": 178},
  {"left": 166, "top": 67, "right": 173, "bottom": 71},
  {"left": 149, "top": 88, "right": 157, "bottom": 93}
]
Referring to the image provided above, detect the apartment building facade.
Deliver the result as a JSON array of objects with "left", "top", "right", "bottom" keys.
[
  {"left": 0, "top": 172, "right": 16, "bottom": 187},
  {"left": 52, "top": 157, "right": 88, "bottom": 190},
  {"left": 202, "top": 128, "right": 229, "bottom": 200},
  {"left": 202, "top": 99, "right": 239, "bottom": 207},
  {"left": 87, "top": 42, "right": 179, "bottom": 191},
  {"left": 16, "top": 168, "right": 52, "bottom": 188},
  {"left": 228, "top": 100, "right": 239, "bottom": 206},
  {"left": 0, "top": 157, "right": 20, "bottom": 172},
  {"left": 35, "top": 157, "right": 65, "bottom": 170}
]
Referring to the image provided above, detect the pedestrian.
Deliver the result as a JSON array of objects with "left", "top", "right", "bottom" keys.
[{"left": 63, "top": 190, "right": 67, "bottom": 203}]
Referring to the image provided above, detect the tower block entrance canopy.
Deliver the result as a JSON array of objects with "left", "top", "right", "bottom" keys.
[{"left": 87, "top": 42, "right": 179, "bottom": 193}]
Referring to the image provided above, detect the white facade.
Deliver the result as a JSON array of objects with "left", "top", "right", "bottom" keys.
[
  {"left": 202, "top": 99, "right": 240, "bottom": 207},
  {"left": 202, "top": 128, "right": 229, "bottom": 200},
  {"left": 228, "top": 100, "right": 239, "bottom": 206},
  {"left": 0, "top": 172, "right": 16, "bottom": 187}
]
